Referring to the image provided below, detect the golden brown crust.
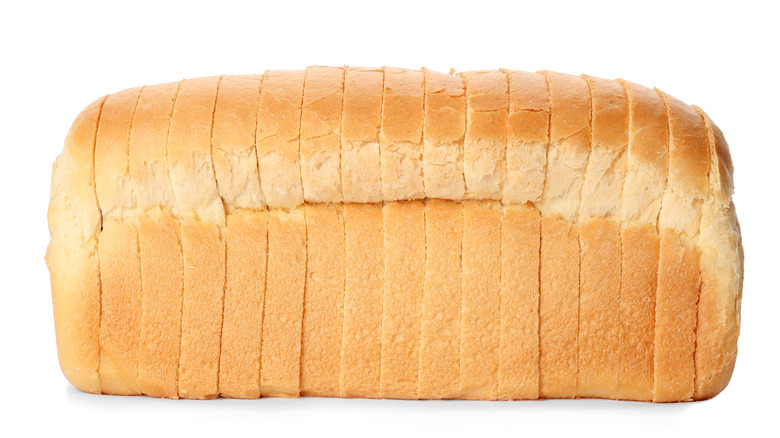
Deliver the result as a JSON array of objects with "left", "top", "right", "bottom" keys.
[
  {"left": 422, "top": 69, "right": 466, "bottom": 199},
  {"left": 300, "top": 204, "right": 345, "bottom": 397},
  {"left": 459, "top": 71, "right": 508, "bottom": 200},
  {"left": 460, "top": 201, "right": 501, "bottom": 399},
  {"left": 498, "top": 204, "right": 540, "bottom": 400},
  {"left": 300, "top": 66, "right": 344, "bottom": 203},
  {"left": 340, "top": 204, "right": 383, "bottom": 397},
  {"left": 260, "top": 208, "right": 307, "bottom": 397},
  {"left": 419, "top": 200, "right": 462, "bottom": 399},
  {"left": 219, "top": 211, "right": 267, "bottom": 399},
  {"left": 380, "top": 200, "right": 425, "bottom": 398}
]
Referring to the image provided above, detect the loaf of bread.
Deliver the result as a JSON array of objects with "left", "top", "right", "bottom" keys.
[{"left": 46, "top": 66, "right": 742, "bottom": 402}]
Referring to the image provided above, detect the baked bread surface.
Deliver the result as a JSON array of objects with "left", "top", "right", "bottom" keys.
[{"left": 46, "top": 67, "right": 742, "bottom": 402}]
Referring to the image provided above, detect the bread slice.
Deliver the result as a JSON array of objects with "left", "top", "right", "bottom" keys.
[
  {"left": 340, "top": 204, "right": 384, "bottom": 397},
  {"left": 46, "top": 95, "right": 107, "bottom": 394},
  {"left": 498, "top": 204, "right": 541, "bottom": 400},
  {"left": 260, "top": 208, "right": 307, "bottom": 397},
  {"left": 127, "top": 82, "right": 181, "bottom": 398},
  {"left": 422, "top": 69, "right": 465, "bottom": 199},
  {"left": 341, "top": 68, "right": 383, "bottom": 203},
  {"left": 693, "top": 110, "right": 741, "bottom": 400},
  {"left": 653, "top": 91, "right": 709, "bottom": 402},
  {"left": 459, "top": 71, "right": 508, "bottom": 199},
  {"left": 257, "top": 70, "right": 305, "bottom": 209},
  {"left": 576, "top": 75, "right": 627, "bottom": 399},
  {"left": 300, "top": 66, "right": 344, "bottom": 203},
  {"left": 460, "top": 201, "right": 501, "bottom": 399},
  {"left": 617, "top": 80, "right": 669, "bottom": 401},
  {"left": 210, "top": 75, "right": 267, "bottom": 399},
  {"left": 380, "top": 67, "right": 425, "bottom": 201},
  {"left": 380, "top": 200, "right": 425, "bottom": 398},
  {"left": 167, "top": 76, "right": 225, "bottom": 399},
  {"left": 94, "top": 87, "right": 143, "bottom": 395},
  {"left": 419, "top": 200, "right": 462, "bottom": 399},
  {"left": 538, "top": 71, "right": 591, "bottom": 399},
  {"left": 301, "top": 204, "right": 345, "bottom": 397}
]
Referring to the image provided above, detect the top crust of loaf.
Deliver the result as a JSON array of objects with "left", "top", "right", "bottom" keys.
[{"left": 65, "top": 68, "right": 732, "bottom": 216}]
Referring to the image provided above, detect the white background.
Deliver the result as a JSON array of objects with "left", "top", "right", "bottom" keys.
[{"left": 1, "top": 1, "right": 777, "bottom": 436}]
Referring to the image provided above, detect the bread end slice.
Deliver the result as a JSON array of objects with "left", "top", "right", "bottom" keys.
[{"left": 46, "top": 95, "right": 107, "bottom": 395}]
